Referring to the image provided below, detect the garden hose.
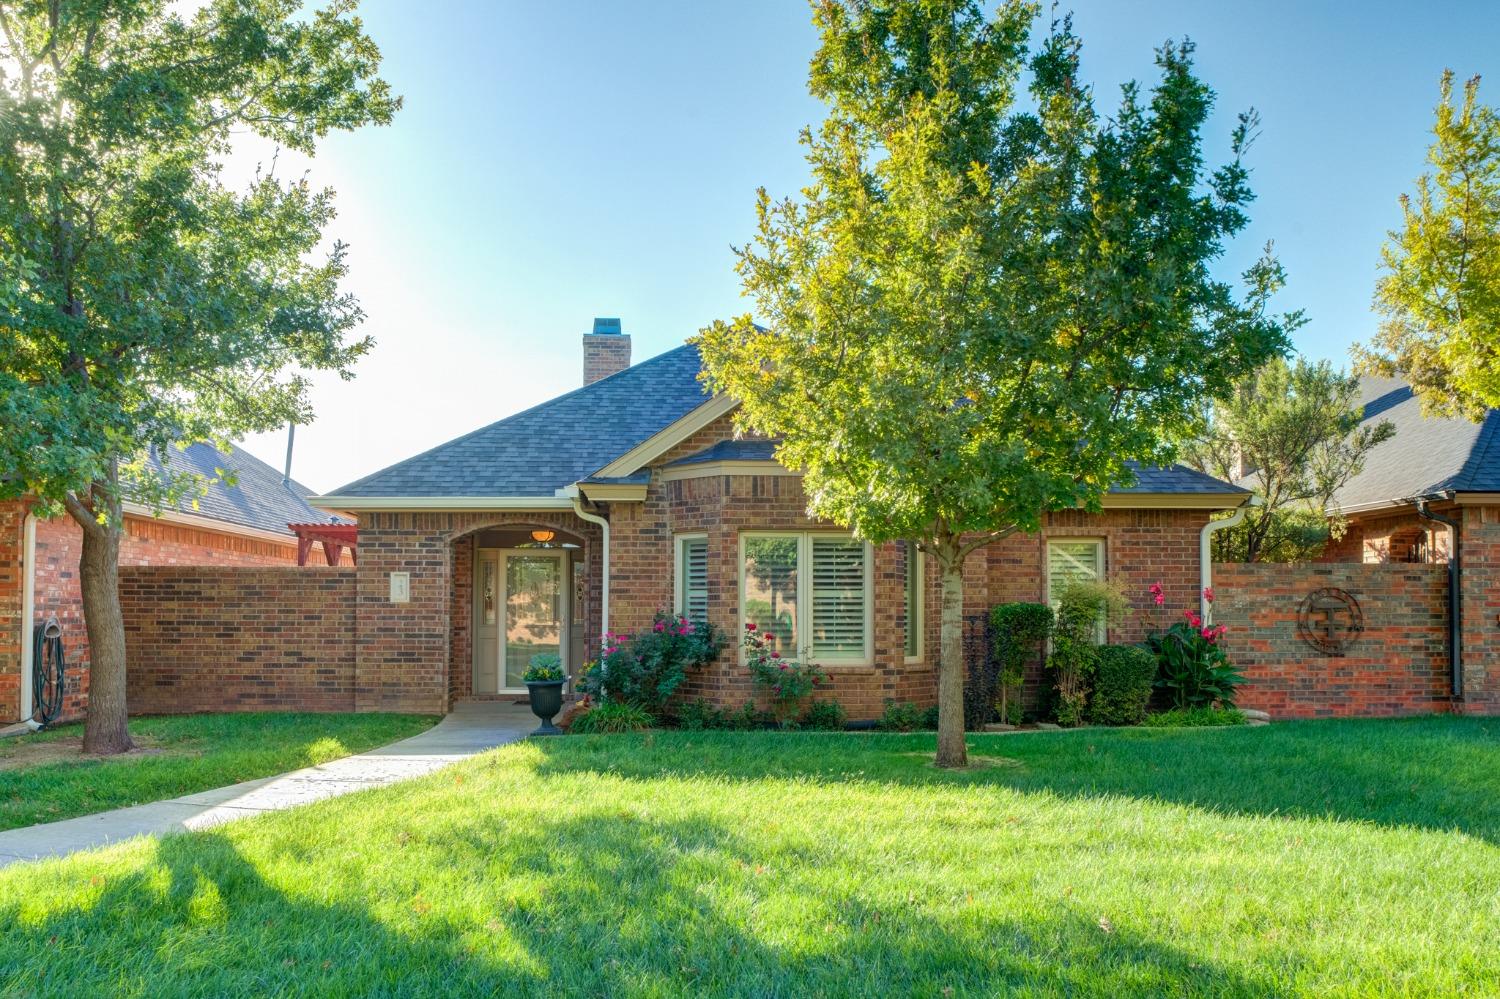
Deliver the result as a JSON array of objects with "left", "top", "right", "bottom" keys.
[{"left": 31, "top": 617, "right": 65, "bottom": 729}]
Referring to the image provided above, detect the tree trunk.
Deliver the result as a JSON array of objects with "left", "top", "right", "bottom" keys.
[
  {"left": 935, "top": 549, "right": 968, "bottom": 768},
  {"left": 73, "top": 485, "right": 134, "bottom": 755}
]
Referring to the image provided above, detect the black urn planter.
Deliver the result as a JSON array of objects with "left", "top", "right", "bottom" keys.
[{"left": 525, "top": 680, "right": 566, "bottom": 736}]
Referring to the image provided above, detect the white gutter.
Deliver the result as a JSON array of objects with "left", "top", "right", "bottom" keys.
[
  {"left": 18, "top": 512, "right": 38, "bottom": 729},
  {"left": 568, "top": 489, "right": 610, "bottom": 639},
  {"left": 1201, "top": 495, "right": 1261, "bottom": 624}
]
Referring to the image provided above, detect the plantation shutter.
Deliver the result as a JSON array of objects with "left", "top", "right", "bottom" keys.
[
  {"left": 811, "top": 538, "right": 867, "bottom": 659},
  {"left": 904, "top": 542, "right": 921, "bottom": 659},
  {"left": 1047, "top": 541, "right": 1103, "bottom": 607},
  {"left": 679, "top": 537, "right": 708, "bottom": 627}
]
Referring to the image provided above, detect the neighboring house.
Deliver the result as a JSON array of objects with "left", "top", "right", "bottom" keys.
[
  {"left": 0, "top": 441, "right": 347, "bottom": 724},
  {"left": 1324, "top": 376, "right": 1500, "bottom": 565},
  {"left": 309, "top": 318, "right": 1251, "bottom": 721}
]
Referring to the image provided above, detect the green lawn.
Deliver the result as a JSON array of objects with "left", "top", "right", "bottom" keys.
[
  {"left": 0, "top": 712, "right": 436, "bottom": 830},
  {"left": 2, "top": 717, "right": 1498, "bottom": 997}
]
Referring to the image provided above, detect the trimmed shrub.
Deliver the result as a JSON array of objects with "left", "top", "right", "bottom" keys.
[
  {"left": 801, "top": 699, "right": 848, "bottom": 731},
  {"left": 675, "top": 698, "right": 728, "bottom": 731},
  {"left": 570, "top": 701, "right": 654, "bottom": 734},
  {"left": 1088, "top": 645, "right": 1156, "bottom": 725},
  {"left": 967, "top": 603, "right": 1053, "bottom": 729},
  {"left": 877, "top": 699, "right": 938, "bottom": 732},
  {"left": 1047, "top": 579, "right": 1129, "bottom": 726},
  {"left": 1143, "top": 707, "right": 1247, "bottom": 728},
  {"left": 724, "top": 702, "right": 775, "bottom": 730}
]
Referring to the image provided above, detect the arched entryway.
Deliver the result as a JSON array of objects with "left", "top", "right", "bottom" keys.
[{"left": 447, "top": 516, "right": 599, "bottom": 704}]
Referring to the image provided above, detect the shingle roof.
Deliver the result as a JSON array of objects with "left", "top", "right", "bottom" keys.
[
  {"left": 330, "top": 344, "right": 711, "bottom": 498},
  {"left": 144, "top": 442, "right": 344, "bottom": 537},
  {"left": 336, "top": 340, "right": 1244, "bottom": 501},
  {"left": 1329, "top": 376, "right": 1500, "bottom": 511},
  {"left": 668, "top": 439, "right": 1244, "bottom": 494}
]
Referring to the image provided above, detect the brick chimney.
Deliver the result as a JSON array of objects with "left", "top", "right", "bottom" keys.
[{"left": 583, "top": 317, "right": 631, "bottom": 385}]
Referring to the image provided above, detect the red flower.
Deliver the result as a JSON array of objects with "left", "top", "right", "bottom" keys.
[
  {"left": 746, "top": 623, "right": 756, "bottom": 631},
  {"left": 1202, "top": 586, "right": 1216, "bottom": 604}
]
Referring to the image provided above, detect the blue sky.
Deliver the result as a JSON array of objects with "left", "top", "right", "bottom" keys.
[{"left": 238, "top": 1, "right": 1499, "bottom": 493}]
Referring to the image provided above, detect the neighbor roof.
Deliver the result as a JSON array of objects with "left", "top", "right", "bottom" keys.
[
  {"left": 329, "top": 344, "right": 711, "bottom": 498},
  {"left": 1328, "top": 377, "right": 1500, "bottom": 513},
  {"left": 144, "top": 442, "right": 345, "bottom": 537},
  {"left": 331, "top": 341, "right": 1246, "bottom": 502}
]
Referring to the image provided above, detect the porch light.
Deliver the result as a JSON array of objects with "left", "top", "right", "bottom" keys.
[{"left": 530, "top": 529, "right": 556, "bottom": 544}]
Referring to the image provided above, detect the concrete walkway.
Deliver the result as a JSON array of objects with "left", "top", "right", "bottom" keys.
[{"left": 0, "top": 700, "right": 535, "bottom": 869}]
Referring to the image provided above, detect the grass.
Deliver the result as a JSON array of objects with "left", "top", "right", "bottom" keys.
[
  {"left": 0, "top": 712, "right": 435, "bottom": 830},
  {"left": 2, "top": 716, "right": 1498, "bottom": 996}
]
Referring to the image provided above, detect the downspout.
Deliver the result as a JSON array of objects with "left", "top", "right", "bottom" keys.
[
  {"left": 1415, "top": 496, "right": 1461, "bottom": 699},
  {"left": 1200, "top": 495, "right": 1261, "bottom": 624},
  {"left": 570, "top": 489, "right": 610, "bottom": 639},
  {"left": 18, "top": 511, "right": 39, "bottom": 730}
]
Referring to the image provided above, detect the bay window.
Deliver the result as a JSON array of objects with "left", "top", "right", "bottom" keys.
[{"left": 740, "top": 533, "right": 872, "bottom": 662}]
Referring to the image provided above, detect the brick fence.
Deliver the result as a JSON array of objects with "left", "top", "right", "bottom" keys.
[
  {"left": 121, "top": 567, "right": 356, "bottom": 714},
  {"left": 1212, "top": 561, "right": 1452, "bottom": 718}
]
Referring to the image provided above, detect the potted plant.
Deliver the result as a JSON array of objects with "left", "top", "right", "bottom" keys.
[{"left": 522, "top": 653, "right": 567, "bottom": 736}]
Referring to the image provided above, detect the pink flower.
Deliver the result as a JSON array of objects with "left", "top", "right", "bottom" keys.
[
  {"left": 1149, "top": 582, "right": 1163, "bottom": 596},
  {"left": 778, "top": 663, "right": 787, "bottom": 671},
  {"left": 1202, "top": 586, "right": 1216, "bottom": 604},
  {"left": 654, "top": 621, "right": 665, "bottom": 632},
  {"left": 1154, "top": 593, "right": 1165, "bottom": 607},
  {"left": 1200, "top": 627, "right": 1214, "bottom": 640},
  {"left": 774, "top": 685, "right": 782, "bottom": 694}
]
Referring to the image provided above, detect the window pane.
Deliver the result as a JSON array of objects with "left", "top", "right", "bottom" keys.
[
  {"left": 743, "top": 536, "right": 799, "bottom": 651},
  {"left": 811, "top": 538, "right": 866, "bottom": 658},
  {"left": 904, "top": 542, "right": 920, "bottom": 658},
  {"left": 680, "top": 537, "right": 708, "bottom": 627}
]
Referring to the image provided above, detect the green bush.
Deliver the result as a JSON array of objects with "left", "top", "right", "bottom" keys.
[
  {"left": 571, "top": 701, "right": 654, "bottom": 734},
  {"left": 579, "top": 613, "right": 725, "bottom": 711},
  {"left": 1088, "top": 645, "right": 1156, "bottom": 725},
  {"left": 675, "top": 698, "right": 728, "bottom": 730},
  {"left": 743, "top": 624, "right": 827, "bottom": 726},
  {"left": 877, "top": 699, "right": 938, "bottom": 732},
  {"left": 968, "top": 603, "right": 1053, "bottom": 729},
  {"left": 724, "top": 702, "right": 775, "bottom": 730},
  {"left": 1047, "top": 579, "right": 1129, "bottom": 726},
  {"left": 1147, "top": 618, "right": 1245, "bottom": 709},
  {"left": 801, "top": 699, "right": 847, "bottom": 731},
  {"left": 1143, "top": 707, "right": 1247, "bottom": 728}
]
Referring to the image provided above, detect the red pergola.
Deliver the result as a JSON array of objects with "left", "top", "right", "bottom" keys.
[{"left": 288, "top": 523, "right": 358, "bottom": 566}]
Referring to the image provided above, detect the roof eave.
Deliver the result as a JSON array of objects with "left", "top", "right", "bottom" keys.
[{"left": 305, "top": 495, "right": 577, "bottom": 511}]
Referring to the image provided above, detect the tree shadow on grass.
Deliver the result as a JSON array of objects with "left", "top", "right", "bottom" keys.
[
  {"left": 532, "top": 715, "right": 1500, "bottom": 844},
  {"left": 0, "top": 812, "right": 1281, "bottom": 997}
]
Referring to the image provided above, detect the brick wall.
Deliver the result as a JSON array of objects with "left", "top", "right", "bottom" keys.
[
  {"left": 1459, "top": 504, "right": 1500, "bottom": 713},
  {"left": 121, "top": 567, "right": 357, "bottom": 713},
  {"left": 13, "top": 510, "right": 329, "bottom": 723},
  {"left": 583, "top": 334, "right": 632, "bottom": 385},
  {"left": 1324, "top": 508, "right": 1450, "bottom": 564},
  {"left": 1212, "top": 561, "right": 1451, "bottom": 718}
]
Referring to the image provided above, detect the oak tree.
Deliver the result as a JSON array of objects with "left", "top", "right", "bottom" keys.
[{"left": 697, "top": 1, "right": 1294, "bottom": 766}]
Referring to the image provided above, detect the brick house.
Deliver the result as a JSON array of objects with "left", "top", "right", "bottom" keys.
[
  {"left": 309, "top": 319, "right": 1251, "bottom": 721},
  {"left": 1315, "top": 375, "right": 1500, "bottom": 712},
  {"left": 0, "top": 441, "right": 348, "bottom": 724}
]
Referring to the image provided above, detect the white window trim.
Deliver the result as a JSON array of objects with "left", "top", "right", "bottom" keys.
[
  {"left": 904, "top": 542, "right": 924, "bottom": 664},
  {"left": 1046, "top": 537, "right": 1108, "bottom": 643},
  {"left": 738, "top": 530, "right": 874, "bottom": 666},
  {"left": 674, "top": 533, "right": 708, "bottom": 621}
]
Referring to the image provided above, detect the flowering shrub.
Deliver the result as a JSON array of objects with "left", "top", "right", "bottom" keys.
[
  {"left": 1144, "top": 585, "right": 1245, "bottom": 709},
  {"left": 742, "top": 622, "right": 826, "bottom": 726},
  {"left": 578, "top": 612, "right": 725, "bottom": 711}
]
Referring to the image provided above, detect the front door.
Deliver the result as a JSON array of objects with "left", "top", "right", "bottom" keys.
[{"left": 502, "top": 550, "right": 568, "bottom": 690}]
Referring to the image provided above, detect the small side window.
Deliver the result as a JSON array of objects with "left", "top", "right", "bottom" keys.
[{"left": 676, "top": 535, "right": 708, "bottom": 626}]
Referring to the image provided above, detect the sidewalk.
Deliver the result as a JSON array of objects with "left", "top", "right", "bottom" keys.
[{"left": 0, "top": 700, "right": 534, "bottom": 869}]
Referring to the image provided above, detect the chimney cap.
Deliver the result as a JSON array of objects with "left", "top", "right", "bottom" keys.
[{"left": 591, "top": 317, "right": 623, "bottom": 336}]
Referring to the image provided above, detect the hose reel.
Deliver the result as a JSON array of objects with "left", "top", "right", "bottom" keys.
[{"left": 31, "top": 615, "right": 65, "bottom": 729}]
